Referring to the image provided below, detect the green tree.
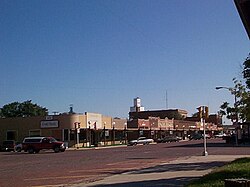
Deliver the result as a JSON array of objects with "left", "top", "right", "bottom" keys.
[
  {"left": 219, "top": 73, "right": 250, "bottom": 122},
  {"left": 0, "top": 100, "right": 48, "bottom": 118},
  {"left": 243, "top": 55, "right": 250, "bottom": 89},
  {"left": 166, "top": 111, "right": 184, "bottom": 120},
  {"left": 219, "top": 54, "right": 250, "bottom": 122}
]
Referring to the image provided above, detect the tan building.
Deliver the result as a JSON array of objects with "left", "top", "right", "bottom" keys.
[{"left": 0, "top": 113, "right": 127, "bottom": 148}]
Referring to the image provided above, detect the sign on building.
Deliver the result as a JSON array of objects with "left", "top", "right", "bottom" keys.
[{"left": 40, "top": 121, "right": 59, "bottom": 128}]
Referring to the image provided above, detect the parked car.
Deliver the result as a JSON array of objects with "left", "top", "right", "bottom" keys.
[
  {"left": 1, "top": 140, "right": 18, "bottom": 152},
  {"left": 14, "top": 142, "right": 22, "bottom": 152},
  {"left": 127, "top": 137, "right": 154, "bottom": 146},
  {"left": 156, "top": 136, "right": 182, "bottom": 143},
  {"left": 22, "top": 137, "right": 66, "bottom": 153},
  {"left": 215, "top": 133, "right": 226, "bottom": 138},
  {"left": 189, "top": 134, "right": 203, "bottom": 140}
]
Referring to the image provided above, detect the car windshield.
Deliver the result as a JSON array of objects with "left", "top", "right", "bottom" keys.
[
  {"left": 24, "top": 138, "right": 41, "bottom": 143},
  {"left": 50, "top": 138, "right": 57, "bottom": 142},
  {"left": 138, "top": 137, "right": 146, "bottom": 140}
]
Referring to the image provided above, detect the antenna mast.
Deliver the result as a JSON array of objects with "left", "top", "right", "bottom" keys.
[{"left": 166, "top": 90, "right": 168, "bottom": 109}]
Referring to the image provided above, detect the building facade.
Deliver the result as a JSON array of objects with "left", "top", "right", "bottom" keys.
[{"left": 0, "top": 113, "right": 127, "bottom": 148}]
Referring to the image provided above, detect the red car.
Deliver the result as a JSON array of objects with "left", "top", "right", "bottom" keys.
[{"left": 22, "top": 137, "right": 66, "bottom": 154}]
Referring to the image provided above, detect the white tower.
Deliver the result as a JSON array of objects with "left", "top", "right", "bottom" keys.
[{"left": 130, "top": 97, "right": 144, "bottom": 112}]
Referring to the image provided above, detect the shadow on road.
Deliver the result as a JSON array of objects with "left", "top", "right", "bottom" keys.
[
  {"left": 89, "top": 177, "right": 200, "bottom": 187},
  {"left": 126, "top": 157, "right": 157, "bottom": 160},
  {"left": 129, "top": 161, "right": 227, "bottom": 174},
  {"left": 166, "top": 142, "right": 234, "bottom": 148},
  {"left": 85, "top": 160, "right": 229, "bottom": 187}
]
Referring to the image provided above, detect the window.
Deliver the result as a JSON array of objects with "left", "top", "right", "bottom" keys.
[
  {"left": 24, "top": 138, "right": 42, "bottom": 143},
  {"left": 29, "top": 130, "right": 41, "bottom": 137},
  {"left": 63, "top": 129, "right": 69, "bottom": 141},
  {"left": 6, "top": 131, "right": 17, "bottom": 140}
]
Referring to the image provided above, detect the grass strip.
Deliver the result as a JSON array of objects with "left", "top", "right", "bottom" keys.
[{"left": 187, "top": 157, "right": 250, "bottom": 187}]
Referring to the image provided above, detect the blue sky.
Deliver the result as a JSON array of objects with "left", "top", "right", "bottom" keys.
[{"left": 1, "top": 0, "right": 250, "bottom": 121}]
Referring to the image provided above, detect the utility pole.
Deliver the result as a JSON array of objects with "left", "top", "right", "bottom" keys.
[
  {"left": 198, "top": 106, "right": 209, "bottom": 156},
  {"left": 75, "top": 122, "right": 80, "bottom": 149},
  {"left": 166, "top": 89, "right": 168, "bottom": 109}
]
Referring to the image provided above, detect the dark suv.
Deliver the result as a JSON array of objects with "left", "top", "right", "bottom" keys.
[{"left": 22, "top": 137, "right": 66, "bottom": 154}]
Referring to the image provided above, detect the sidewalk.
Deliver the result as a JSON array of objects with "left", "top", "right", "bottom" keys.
[{"left": 72, "top": 154, "right": 250, "bottom": 187}]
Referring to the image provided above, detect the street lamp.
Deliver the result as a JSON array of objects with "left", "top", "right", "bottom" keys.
[
  {"left": 150, "top": 122, "right": 155, "bottom": 139},
  {"left": 182, "top": 125, "right": 186, "bottom": 140},
  {"left": 112, "top": 122, "right": 115, "bottom": 145},
  {"left": 103, "top": 122, "right": 106, "bottom": 146},
  {"left": 216, "top": 86, "right": 238, "bottom": 145},
  {"left": 216, "top": 87, "right": 237, "bottom": 109},
  {"left": 88, "top": 121, "right": 91, "bottom": 147},
  {"left": 197, "top": 106, "right": 208, "bottom": 156},
  {"left": 124, "top": 122, "right": 127, "bottom": 144}
]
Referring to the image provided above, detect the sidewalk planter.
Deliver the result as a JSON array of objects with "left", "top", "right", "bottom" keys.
[{"left": 224, "top": 178, "right": 250, "bottom": 187}]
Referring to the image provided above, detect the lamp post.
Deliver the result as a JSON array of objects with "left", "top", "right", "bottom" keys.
[
  {"left": 150, "top": 122, "right": 155, "bottom": 139},
  {"left": 103, "top": 122, "right": 106, "bottom": 146},
  {"left": 175, "top": 125, "right": 178, "bottom": 137},
  {"left": 88, "top": 121, "right": 91, "bottom": 147},
  {"left": 124, "top": 122, "right": 127, "bottom": 145},
  {"left": 182, "top": 125, "right": 185, "bottom": 140},
  {"left": 74, "top": 122, "right": 80, "bottom": 149},
  {"left": 216, "top": 87, "right": 237, "bottom": 111},
  {"left": 112, "top": 122, "right": 115, "bottom": 145},
  {"left": 216, "top": 86, "right": 238, "bottom": 145}
]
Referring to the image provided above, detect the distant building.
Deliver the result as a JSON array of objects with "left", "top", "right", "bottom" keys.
[
  {"left": 129, "top": 97, "right": 187, "bottom": 120},
  {"left": 186, "top": 114, "right": 223, "bottom": 126},
  {"left": 129, "top": 109, "right": 188, "bottom": 120},
  {"left": 130, "top": 97, "right": 145, "bottom": 112}
]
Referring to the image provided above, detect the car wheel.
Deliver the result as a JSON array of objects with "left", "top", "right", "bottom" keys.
[
  {"left": 35, "top": 150, "right": 40, "bottom": 153},
  {"left": 54, "top": 146, "right": 60, "bottom": 153},
  {"left": 133, "top": 143, "right": 137, "bottom": 146},
  {"left": 16, "top": 147, "right": 22, "bottom": 152},
  {"left": 27, "top": 147, "right": 34, "bottom": 154}
]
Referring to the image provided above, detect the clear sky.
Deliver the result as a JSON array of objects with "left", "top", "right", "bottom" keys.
[{"left": 1, "top": 0, "right": 250, "bottom": 121}]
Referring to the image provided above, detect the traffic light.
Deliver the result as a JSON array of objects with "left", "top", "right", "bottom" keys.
[
  {"left": 197, "top": 106, "right": 209, "bottom": 120},
  {"left": 205, "top": 106, "right": 209, "bottom": 120},
  {"left": 197, "top": 106, "right": 202, "bottom": 119},
  {"left": 75, "top": 122, "right": 81, "bottom": 129}
]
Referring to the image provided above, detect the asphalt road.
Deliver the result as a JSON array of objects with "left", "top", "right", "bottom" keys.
[{"left": 0, "top": 139, "right": 250, "bottom": 187}]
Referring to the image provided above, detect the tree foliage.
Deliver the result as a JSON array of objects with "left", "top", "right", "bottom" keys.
[
  {"left": 166, "top": 111, "right": 184, "bottom": 120},
  {"left": 243, "top": 55, "right": 250, "bottom": 89},
  {"left": 219, "top": 55, "right": 250, "bottom": 122},
  {"left": 0, "top": 100, "right": 48, "bottom": 118}
]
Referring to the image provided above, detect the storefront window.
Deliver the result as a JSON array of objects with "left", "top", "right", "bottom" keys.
[
  {"left": 29, "top": 130, "right": 41, "bottom": 137},
  {"left": 7, "top": 131, "right": 17, "bottom": 140},
  {"left": 70, "top": 129, "right": 75, "bottom": 141},
  {"left": 63, "top": 129, "right": 69, "bottom": 141}
]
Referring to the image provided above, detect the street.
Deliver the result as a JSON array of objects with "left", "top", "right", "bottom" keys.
[{"left": 0, "top": 139, "right": 250, "bottom": 187}]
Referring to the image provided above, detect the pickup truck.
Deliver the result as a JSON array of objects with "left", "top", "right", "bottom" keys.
[
  {"left": 127, "top": 137, "right": 154, "bottom": 146},
  {"left": 22, "top": 137, "right": 66, "bottom": 153}
]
